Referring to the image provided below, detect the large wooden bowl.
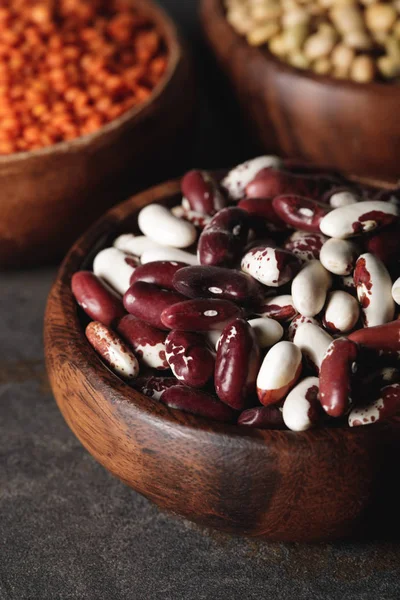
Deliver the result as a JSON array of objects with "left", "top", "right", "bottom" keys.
[
  {"left": 201, "top": 0, "right": 400, "bottom": 183},
  {"left": 44, "top": 176, "right": 400, "bottom": 542},
  {"left": 0, "top": 0, "right": 194, "bottom": 269}
]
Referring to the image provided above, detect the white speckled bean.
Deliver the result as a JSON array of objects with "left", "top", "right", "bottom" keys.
[
  {"left": 293, "top": 323, "right": 333, "bottom": 372},
  {"left": 241, "top": 246, "right": 300, "bottom": 287},
  {"left": 348, "top": 383, "right": 400, "bottom": 427},
  {"left": 257, "top": 341, "right": 302, "bottom": 406},
  {"left": 329, "top": 191, "right": 360, "bottom": 208},
  {"left": 282, "top": 377, "right": 321, "bottom": 432},
  {"left": 221, "top": 156, "right": 282, "bottom": 200},
  {"left": 247, "top": 317, "right": 284, "bottom": 348},
  {"left": 287, "top": 314, "right": 320, "bottom": 342},
  {"left": 138, "top": 203, "right": 197, "bottom": 248},
  {"left": 257, "top": 294, "right": 298, "bottom": 322},
  {"left": 319, "top": 201, "right": 399, "bottom": 238},
  {"left": 392, "top": 276, "right": 400, "bottom": 305},
  {"left": 93, "top": 247, "right": 136, "bottom": 295},
  {"left": 141, "top": 247, "right": 198, "bottom": 266},
  {"left": 319, "top": 238, "right": 359, "bottom": 276},
  {"left": 86, "top": 321, "right": 139, "bottom": 380},
  {"left": 291, "top": 260, "right": 332, "bottom": 317},
  {"left": 354, "top": 253, "right": 395, "bottom": 327},
  {"left": 323, "top": 291, "right": 360, "bottom": 333}
]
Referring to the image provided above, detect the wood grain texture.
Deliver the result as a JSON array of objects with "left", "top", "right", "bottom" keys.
[
  {"left": 44, "top": 176, "right": 400, "bottom": 542},
  {"left": 200, "top": 0, "right": 400, "bottom": 183},
  {"left": 0, "top": 0, "right": 195, "bottom": 269}
]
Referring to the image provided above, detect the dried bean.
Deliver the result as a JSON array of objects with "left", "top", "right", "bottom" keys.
[
  {"left": 354, "top": 253, "right": 395, "bottom": 327},
  {"left": 181, "top": 170, "right": 227, "bottom": 215},
  {"left": 348, "top": 320, "right": 400, "bottom": 352},
  {"left": 319, "top": 238, "right": 359, "bottom": 276},
  {"left": 198, "top": 207, "right": 250, "bottom": 267},
  {"left": 130, "top": 261, "right": 187, "bottom": 290},
  {"left": 319, "top": 338, "right": 359, "bottom": 417},
  {"left": 238, "top": 197, "right": 287, "bottom": 229},
  {"left": 117, "top": 315, "right": 168, "bottom": 370},
  {"left": 283, "top": 231, "right": 327, "bottom": 262},
  {"left": 165, "top": 330, "right": 214, "bottom": 388},
  {"left": 215, "top": 318, "right": 261, "bottom": 409},
  {"left": 93, "top": 247, "right": 136, "bottom": 295},
  {"left": 246, "top": 169, "right": 335, "bottom": 201},
  {"left": 282, "top": 377, "right": 322, "bottom": 431},
  {"left": 319, "top": 201, "right": 399, "bottom": 238},
  {"left": 272, "top": 194, "right": 330, "bottom": 232},
  {"left": 238, "top": 405, "right": 286, "bottom": 429},
  {"left": 293, "top": 323, "right": 333, "bottom": 373},
  {"left": 257, "top": 294, "right": 298, "bottom": 322},
  {"left": 133, "top": 376, "right": 178, "bottom": 401},
  {"left": 138, "top": 204, "right": 197, "bottom": 249},
  {"left": 161, "top": 298, "right": 242, "bottom": 331},
  {"left": 257, "top": 341, "right": 302, "bottom": 405},
  {"left": 123, "top": 282, "right": 186, "bottom": 330},
  {"left": 241, "top": 246, "right": 301, "bottom": 287},
  {"left": 86, "top": 321, "right": 139, "bottom": 380},
  {"left": 323, "top": 291, "right": 360, "bottom": 333},
  {"left": 161, "top": 386, "right": 236, "bottom": 422},
  {"left": 349, "top": 383, "right": 400, "bottom": 427},
  {"left": 221, "top": 155, "right": 282, "bottom": 200},
  {"left": 141, "top": 247, "right": 198, "bottom": 266},
  {"left": 247, "top": 317, "right": 283, "bottom": 347},
  {"left": 72, "top": 271, "right": 126, "bottom": 326},
  {"left": 291, "top": 260, "right": 332, "bottom": 317}
]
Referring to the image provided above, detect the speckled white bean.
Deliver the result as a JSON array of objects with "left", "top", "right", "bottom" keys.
[
  {"left": 319, "top": 238, "right": 359, "bottom": 276},
  {"left": 282, "top": 377, "right": 321, "bottom": 432},
  {"left": 287, "top": 315, "right": 320, "bottom": 342},
  {"left": 293, "top": 323, "right": 333, "bottom": 372},
  {"left": 323, "top": 291, "right": 360, "bottom": 333},
  {"left": 392, "top": 276, "right": 400, "bottom": 305},
  {"left": 319, "top": 201, "right": 399, "bottom": 238},
  {"left": 93, "top": 247, "right": 136, "bottom": 295},
  {"left": 257, "top": 341, "right": 302, "bottom": 406},
  {"left": 291, "top": 260, "right": 332, "bottom": 317},
  {"left": 86, "top": 321, "right": 139, "bottom": 380},
  {"left": 114, "top": 234, "right": 165, "bottom": 257},
  {"left": 257, "top": 294, "right": 298, "bottom": 322},
  {"left": 354, "top": 253, "right": 395, "bottom": 327},
  {"left": 221, "top": 155, "right": 282, "bottom": 200},
  {"left": 241, "top": 247, "right": 299, "bottom": 287},
  {"left": 247, "top": 317, "right": 284, "bottom": 348},
  {"left": 138, "top": 203, "right": 197, "bottom": 248},
  {"left": 329, "top": 191, "right": 360, "bottom": 208},
  {"left": 141, "top": 247, "right": 198, "bottom": 266}
]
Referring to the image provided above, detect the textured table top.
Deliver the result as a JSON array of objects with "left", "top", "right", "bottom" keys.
[{"left": 1, "top": 1, "right": 400, "bottom": 599}]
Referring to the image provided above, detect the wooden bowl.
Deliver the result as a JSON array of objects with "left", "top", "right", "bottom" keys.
[
  {"left": 0, "top": 0, "right": 194, "bottom": 269},
  {"left": 44, "top": 175, "right": 400, "bottom": 542},
  {"left": 200, "top": 0, "right": 400, "bottom": 183}
]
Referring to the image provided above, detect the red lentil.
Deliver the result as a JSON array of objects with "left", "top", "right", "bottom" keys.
[{"left": 0, "top": 0, "right": 168, "bottom": 155}]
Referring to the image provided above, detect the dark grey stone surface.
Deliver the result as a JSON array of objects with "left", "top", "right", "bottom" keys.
[{"left": 1, "top": 2, "right": 400, "bottom": 599}]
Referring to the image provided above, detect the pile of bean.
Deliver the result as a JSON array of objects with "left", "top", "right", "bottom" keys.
[
  {"left": 72, "top": 155, "right": 400, "bottom": 431},
  {"left": 0, "top": 0, "right": 168, "bottom": 155},
  {"left": 225, "top": 0, "right": 400, "bottom": 82}
]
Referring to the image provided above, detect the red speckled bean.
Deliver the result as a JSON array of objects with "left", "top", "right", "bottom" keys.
[
  {"left": 241, "top": 246, "right": 301, "bottom": 287},
  {"left": 117, "top": 315, "right": 168, "bottom": 370},
  {"left": 215, "top": 318, "right": 261, "bottom": 410},
  {"left": 165, "top": 330, "right": 215, "bottom": 388},
  {"left": 123, "top": 282, "right": 186, "bottom": 330},
  {"left": 161, "top": 385, "right": 236, "bottom": 422},
  {"left": 319, "top": 338, "right": 359, "bottom": 417},
  {"left": 283, "top": 231, "right": 326, "bottom": 262},
  {"left": 354, "top": 253, "right": 395, "bottom": 327},
  {"left": 246, "top": 168, "right": 334, "bottom": 201},
  {"left": 197, "top": 207, "right": 249, "bottom": 267},
  {"left": 348, "top": 320, "right": 400, "bottom": 352},
  {"left": 129, "top": 261, "right": 187, "bottom": 290},
  {"left": 161, "top": 298, "right": 242, "bottom": 331},
  {"left": 71, "top": 271, "right": 126, "bottom": 326},
  {"left": 237, "top": 197, "right": 287, "bottom": 229},
  {"left": 134, "top": 376, "right": 178, "bottom": 401},
  {"left": 238, "top": 405, "right": 286, "bottom": 429},
  {"left": 272, "top": 195, "right": 330, "bottom": 233},
  {"left": 181, "top": 170, "right": 227, "bottom": 215},
  {"left": 257, "top": 294, "right": 298, "bottom": 322},
  {"left": 349, "top": 383, "right": 400, "bottom": 426},
  {"left": 173, "top": 265, "right": 263, "bottom": 305},
  {"left": 86, "top": 321, "right": 139, "bottom": 380}
]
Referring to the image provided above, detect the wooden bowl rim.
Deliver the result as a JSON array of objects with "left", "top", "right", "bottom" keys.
[
  {"left": 45, "top": 173, "right": 394, "bottom": 446},
  {"left": 205, "top": 0, "right": 400, "bottom": 96},
  {"left": 0, "top": 0, "right": 183, "bottom": 166}
]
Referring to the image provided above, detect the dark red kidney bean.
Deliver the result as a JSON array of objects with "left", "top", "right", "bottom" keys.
[
  {"left": 116, "top": 315, "right": 168, "bottom": 370},
  {"left": 181, "top": 169, "right": 227, "bottom": 215},
  {"left": 238, "top": 197, "right": 287, "bottom": 229},
  {"left": 364, "top": 222, "right": 400, "bottom": 265},
  {"left": 165, "top": 330, "right": 215, "bottom": 388},
  {"left": 272, "top": 195, "right": 330, "bottom": 233},
  {"left": 123, "top": 281, "right": 186, "bottom": 330},
  {"left": 238, "top": 405, "right": 286, "bottom": 429},
  {"left": 161, "top": 385, "right": 236, "bottom": 422},
  {"left": 129, "top": 261, "right": 187, "bottom": 290},
  {"left": 133, "top": 376, "right": 178, "bottom": 401},
  {"left": 161, "top": 298, "right": 242, "bottom": 331},
  {"left": 173, "top": 265, "right": 263, "bottom": 305},
  {"left": 71, "top": 271, "right": 126, "bottom": 326},
  {"left": 215, "top": 318, "right": 261, "bottom": 410},
  {"left": 246, "top": 168, "right": 335, "bottom": 201},
  {"left": 197, "top": 207, "right": 249, "bottom": 267},
  {"left": 319, "top": 338, "right": 359, "bottom": 418},
  {"left": 348, "top": 320, "right": 400, "bottom": 352}
]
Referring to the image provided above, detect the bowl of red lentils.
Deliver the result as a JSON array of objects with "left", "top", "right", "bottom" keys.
[
  {"left": 0, "top": 0, "right": 194, "bottom": 268},
  {"left": 201, "top": 0, "right": 400, "bottom": 182}
]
